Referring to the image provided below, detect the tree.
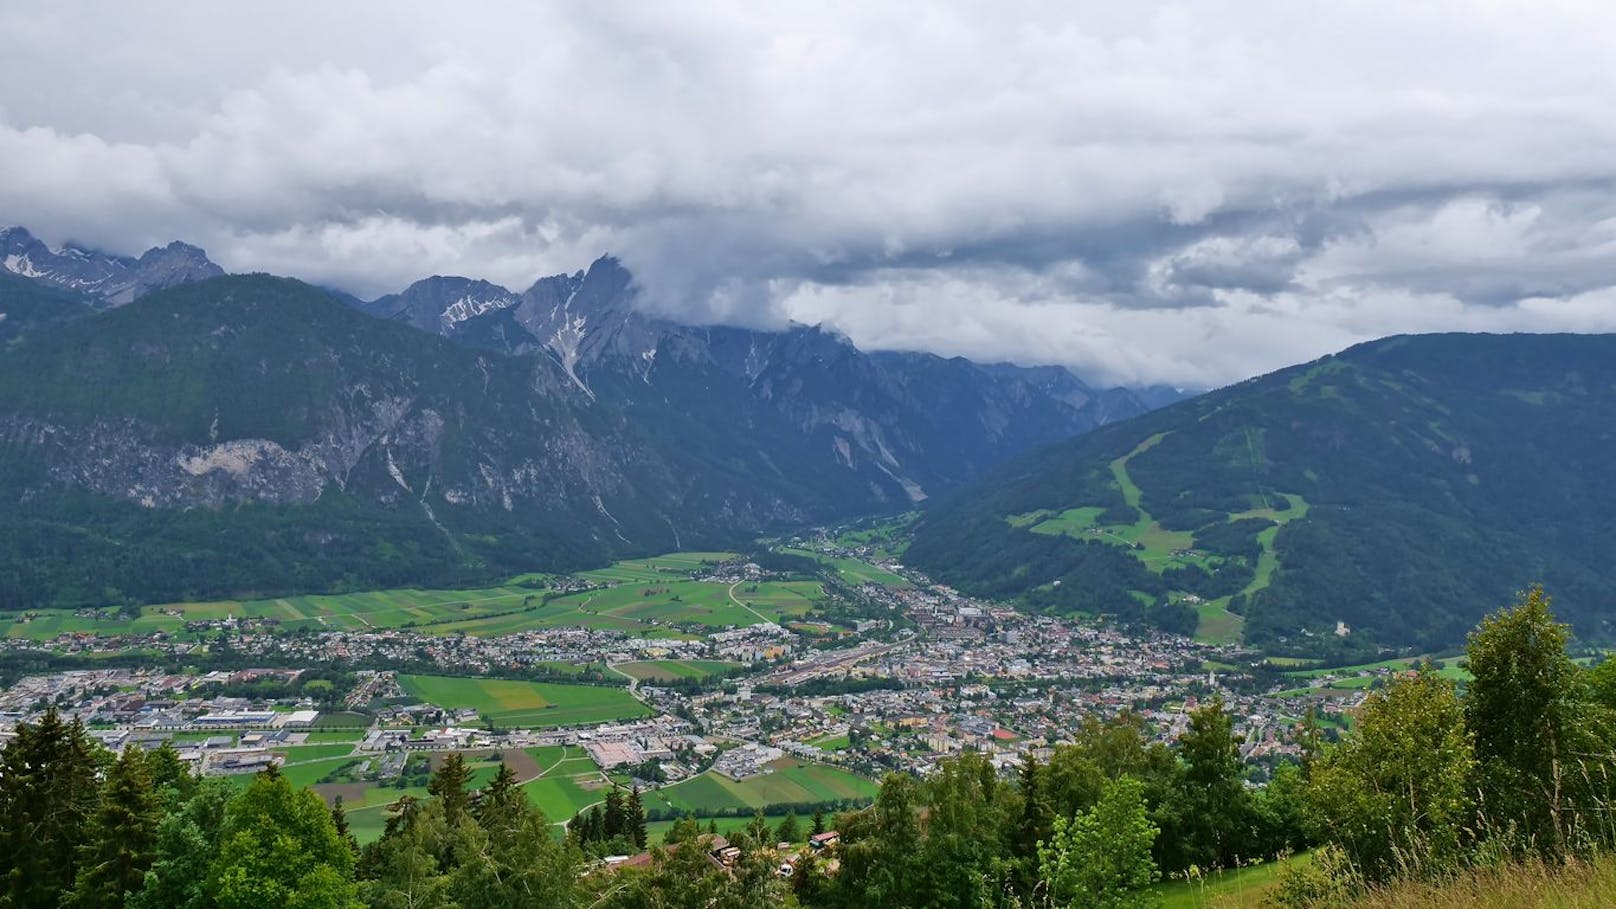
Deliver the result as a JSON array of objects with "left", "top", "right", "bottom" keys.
[
  {"left": 745, "top": 809, "right": 772, "bottom": 850},
  {"left": 1464, "top": 586, "right": 1588, "bottom": 854},
  {"left": 824, "top": 772, "right": 925, "bottom": 909},
  {"left": 603, "top": 788, "right": 627, "bottom": 841},
  {"left": 811, "top": 811, "right": 826, "bottom": 837},
  {"left": 427, "top": 753, "right": 473, "bottom": 826},
  {"left": 1305, "top": 669, "right": 1475, "bottom": 880},
  {"left": 330, "top": 797, "right": 359, "bottom": 860},
  {"left": 128, "top": 778, "right": 233, "bottom": 909},
  {"left": 0, "top": 707, "right": 105, "bottom": 909},
  {"left": 920, "top": 750, "right": 1013, "bottom": 909},
  {"left": 359, "top": 801, "right": 456, "bottom": 909},
  {"left": 145, "top": 742, "right": 198, "bottom": 805},
  {"left": 451, "top": 808, "right": 580, "bottom": 909},
  {"left": 1037, "top": 776, "right": 1159, "bottom": 909},
  {"left": 209, "top": 769, "right": 363, "bottom": 909},
  {"left": 775, "top": 811, "right": 802, "bottom": 845},
  {"left": 473, "top": 762, "right": 525, "bottom": 843},
  {"left": 68, "top": 746, "right": 163, "bottom": 909},
  {"left": 601, "top": 833, "right": 788, "bottom": 909},
  {"left": 1158, "top": 698, "right": 1249, "bottom": 871},
  {"left": 627, "top": 786, "right": 649, "bottom": 851},
  {"left": 1012, "top": 751, "right": 1053, "bottom": 899}
]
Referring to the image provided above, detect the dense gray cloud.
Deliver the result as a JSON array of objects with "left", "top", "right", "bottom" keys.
[{"left": 4, "top": 1, "right": 1616, "bottom": 386}]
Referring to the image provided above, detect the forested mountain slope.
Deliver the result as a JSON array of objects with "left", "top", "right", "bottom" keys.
[
  {"left": 0, "top": 276, "right": 795, "bottom": 607},
  {"left": 907, "top": 333, "right": 1616, "bottom": 656}
]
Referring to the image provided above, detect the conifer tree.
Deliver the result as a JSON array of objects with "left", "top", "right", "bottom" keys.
[
  {"left": 426, "top": 753, "right": 472, "bottom": 825},
  {"left": 776, "top": 810, "right": 802, "bottom": 845},
  {"left": 0, "top": 707, "right": 105, "bottom": 909},
  {"left": 627, "top": 785, "right": 649, "bottom": 850},
  {"left": 330, "top": 796, "right": 359, "bottom": 858},
  {"left": 1012, "top": 751, "right": 1052, "bottom": 898},
  {"left": 474, "top": 762, "right": 526, "bottom": 843},
  {"left": 68, "top": 746, "right": 163, "bottom": 909},
  {"left": 603, "top": 787, "right": 626, "bottom": 839}
]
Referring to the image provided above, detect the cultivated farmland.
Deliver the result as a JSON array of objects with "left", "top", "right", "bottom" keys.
[
  {"left": 638, "top": 759, "right": 878, "bottom": 817},
  {"left": 614, "top": 660, "right": 742, "bottom": 683},
  {"left": 397, "top": 674, "right": 651, "bottom": 728},
  {"left": 0, "top": 550, "right": 823, "bottom": 641}
]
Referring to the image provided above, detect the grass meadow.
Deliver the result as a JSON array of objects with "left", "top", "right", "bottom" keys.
[{"left": 397, "top": 674, "right": 651, "bottom": 728}]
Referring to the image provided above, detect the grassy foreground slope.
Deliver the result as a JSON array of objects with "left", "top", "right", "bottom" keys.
[
  {"left": 1343, "top": 856, "right": 1616, "bottom": 909},
  {"left": 909, "top": 333, "right": 1616, "bottom": 657}
]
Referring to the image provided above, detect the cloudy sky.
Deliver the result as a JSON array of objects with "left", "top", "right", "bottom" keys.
[{"left": 4, "top": 1, "right": 1616, "bottom": 387}]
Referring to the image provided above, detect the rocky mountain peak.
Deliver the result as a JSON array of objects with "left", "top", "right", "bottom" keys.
[{"left": 0, "top": 225, "right": 224, "bottom": 307}]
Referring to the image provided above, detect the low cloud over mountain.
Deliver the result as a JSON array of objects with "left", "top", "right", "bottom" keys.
[{"left": 5, "top": 2, "right": 1616, "bottom": 385}]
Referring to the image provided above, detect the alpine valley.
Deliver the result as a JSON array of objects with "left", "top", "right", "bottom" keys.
[{"left": 0, "top": 227, "right": 1165, "bottom": 609}]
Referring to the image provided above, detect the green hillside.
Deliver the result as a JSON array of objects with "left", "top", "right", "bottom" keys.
[
  {"left": 0, "top": 275, "right": 758, "bottom": 609},
  {"left": 908, "top": 333, "right": 1616, "bottom": 656}
]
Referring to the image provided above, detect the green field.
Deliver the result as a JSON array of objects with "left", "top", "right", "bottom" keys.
[
  {"left": 809, "top": 732, "right": 852, "bottom": 752},
  {"left": 0, "top": 550, "right": 819, "bottom": 641},
  {"left": 520, "top": 746, "right": 609, "bottom": 822},
  {"left": 280, "top": 756, "right": 367, "bottom": 789},
  {"left": 638, "top": 760, "right": 878, "bottom": 817},
  {"left": 273, "top": 743, "right": 358, "bottom": 763},
  {"left": 780, "top": 547, "right": 913, "bottom": 588},
  {"left": 578, "top": 552, "right": 739, "bottom": 583},
  {"left": 614, "top": 660, "right": 742, "bottom": 683},
  {"left": 1283, "top": 654, "right": 1463, "bottom": 679},
  {"left": 826, "top": 514, "right": 916, "bottom": 560},
  {"left": 647, "top": 815, "right": 759, "bottom": 844},
  {"left": 1, "top": 583, "right": 547, "bottom": 641},
  {"left": 447, "top": 575, "right": 821, "bottom": 639},
  {"left": 398, "top": 675, "right": 651, "bottom": 728}
]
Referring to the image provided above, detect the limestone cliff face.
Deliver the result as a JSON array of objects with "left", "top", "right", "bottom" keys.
[
  {"left": 367, "top": 256, "right": 1161, "bottom": 509},
  {"left": 0, "top": 275, "right": 804, "bottom": 588},
  {"left": 0, "top": 242, "right": 1174, "bottom": 608}
]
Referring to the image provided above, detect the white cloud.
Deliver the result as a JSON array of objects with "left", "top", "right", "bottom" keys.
[{"left": 3, "top": 1, "right": 1616, "bottom": 384}]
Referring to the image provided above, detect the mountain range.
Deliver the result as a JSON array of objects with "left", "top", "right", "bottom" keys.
[
  {"left": 906, "top": 333, "right": 1616, "bottom": 656},
  {"left": 0, "top": 227, "right": 1166, "bottom": 609}
]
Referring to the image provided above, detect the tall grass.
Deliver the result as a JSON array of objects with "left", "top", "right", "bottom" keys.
[{"left": 1343, "top": 854, "right": 1616, "bottom": 909}]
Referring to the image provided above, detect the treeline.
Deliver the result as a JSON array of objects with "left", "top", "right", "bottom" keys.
[
  {"left": 569, "top": 785, "right": 649, "bottom": 854},
  {"left": 0, "top": 723, "right": 791, "bottom": 909},
  {"left": 645, "top": 797, "right": 870, "bottom": 823}
]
